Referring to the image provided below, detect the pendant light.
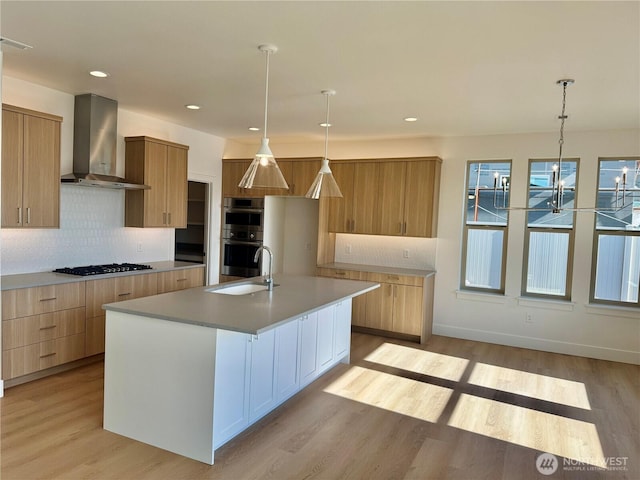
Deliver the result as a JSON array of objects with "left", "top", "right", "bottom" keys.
[
  {"left": 305, "top": 90, "right": 343, "bottom": 199},
  {"left": 238, "top": 44, "right": 289, "bottom": 190}
]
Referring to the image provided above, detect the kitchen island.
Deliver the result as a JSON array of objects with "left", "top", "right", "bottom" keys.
[{"left": 102, "top": 274, "right": 378, "bottom": 465}]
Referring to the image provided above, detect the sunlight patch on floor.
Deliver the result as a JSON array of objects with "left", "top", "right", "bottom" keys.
[
  {"left": 448, "top": 394, "right": 605, "bottom": 468},
  {"left": 468, "top": 363, "right": 591, "bottom": 410},
  {"left": 364, "top": 342, "right": 470, "bottom": 382},
  {"left": 324, "top": 365, "right": 453, "bottom": 423}
]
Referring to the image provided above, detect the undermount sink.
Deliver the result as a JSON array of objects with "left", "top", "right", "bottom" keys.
[{"left": 207, "top": 282, "right": 275, "bottom": 296}]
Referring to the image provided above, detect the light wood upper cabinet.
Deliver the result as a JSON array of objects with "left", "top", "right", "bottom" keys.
[
  {"left": 325, "top": 157, "right": 441, "bottom": 238},
  {"left": 1, "top": 104, "right": 61, "bottom": 228},
  {"left": 125, "top": 136, "right": 189, "bottom": 228},
  {"left": 221, "top": 160, "right": 252, "bottom": 198},
  {"left": 403, "top": 160, "right": 441, "bottom": 237},
  {"left": 221, "top": 158, "right": 321, "bottom": 198}
]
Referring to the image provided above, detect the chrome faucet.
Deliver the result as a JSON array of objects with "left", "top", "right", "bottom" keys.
[{"left": 253, "top": 245, "right": 274, "bottom": 290}]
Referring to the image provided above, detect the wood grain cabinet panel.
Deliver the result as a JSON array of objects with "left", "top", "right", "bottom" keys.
[
  {"left": 124, "top": 136, "right": 189, "bottom": 228},
  {"left": 1, "top": 104, "right": 61, "bottom": 229},
  {"left": 2, "top": 282, "right": 85, "bottom": 320},
  {"left": 157, "top": 267, "right": 205, "bottom": 294},
  {"left": 221, "top": 160, "right": 252, "bottom": 198},
  {"left": 325, "top": 157, "right": 441, "bottom": 237},
  {"left": 316, "top": 268, "right": 432, "bottom": 341}
]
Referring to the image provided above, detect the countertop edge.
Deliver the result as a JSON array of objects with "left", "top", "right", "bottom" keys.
[
  {"left": 317, "top": 262, "right": 436, "bottom": 278},
  {"left": 1, "top": 261, "right": 205, "bottom": 291}
]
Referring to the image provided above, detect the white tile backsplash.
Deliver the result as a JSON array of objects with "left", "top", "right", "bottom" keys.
[
  {"left": 0, "top": 186, "right": 173, "bottom": 275},
  {"left": 334, "top": 233, "right": 437, "bottom": 270}
]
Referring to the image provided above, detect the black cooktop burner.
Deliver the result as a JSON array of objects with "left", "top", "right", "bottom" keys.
[{"left": 53, "top": 263, "right": 152, "bottom": 276}]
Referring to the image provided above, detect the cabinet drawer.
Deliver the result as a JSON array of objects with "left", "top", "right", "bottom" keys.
[
  {"left": 2, "top": 307, "right": 86, "bottom": 350},
  {"left": 364, "top": 272, "right": 423, "bottom": 287},
  {"left": 2, "top": 333, "right": 85, "bottom": 379},
  {"left": 2, "top": 282, "right": 85, "bottom": 320},
  {"left": 157, "top": 267, "right": 205, "bottom": 294},
  {"left": 316, "top": 268, "right": 364, "bottom": 280},
  {"left": 86, "top": 272, "right": 159, "bottom": 317}
]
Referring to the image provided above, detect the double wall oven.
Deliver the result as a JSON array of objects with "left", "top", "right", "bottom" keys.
[{"left": 221, "top": 198, "right": 264, "bottom": 277}]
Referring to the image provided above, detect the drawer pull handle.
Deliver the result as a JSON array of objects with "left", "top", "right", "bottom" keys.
[
  {"left": 335, "top": 271, "right": 346, "bottom": 276},
  {"left": 118, "top": 292, "right": 132, "bottom": 297},
  {"left": 387, "top": 275, "right": 400, "bottom": 281},
  {"left": 17, "top": 207, "right": 22, "bottom": 224},
  {"left": 177, "top": 278, "right": 187, "bottom": 282},
  {"left": 39, "top": 297, "right": 57, "bottom": 302},
  {"left": 40, "top": 353, "right": 56, "bottom": 359},
  {"left": 39, "top": 325, "right": 57, "bottom": 330}
]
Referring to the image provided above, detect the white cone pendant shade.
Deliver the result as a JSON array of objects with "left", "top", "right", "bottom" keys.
[
  {"left": 239, "top": 44, "right": 289, "bottom": 190},
  {"left": 306, "top": 90, "right": 342, "bottom": 199},
  {"left": 306, "top": 158, "right": 343, "bottom": 198},
  {"left": 239, "top": 139, "right": 289, "bottom": 189}
]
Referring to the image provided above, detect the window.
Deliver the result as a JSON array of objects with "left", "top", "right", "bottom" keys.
[
  {"left": 461, "top": 161, "right": 511, "bottom": 293},
  {"left": 590, "top": 158, "right": 640, "bottom": 307},
  {"left": 522, "top": 159, "right": 578, "bottom": 300}
]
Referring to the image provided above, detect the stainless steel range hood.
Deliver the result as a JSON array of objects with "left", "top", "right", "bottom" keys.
[{"left": 61, "top": 94, "right": 148, "bottom": 189}]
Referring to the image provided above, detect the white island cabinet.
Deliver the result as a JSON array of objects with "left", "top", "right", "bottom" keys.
[{"left": 103, "top": 276, "right": 374, "bottom": 465}]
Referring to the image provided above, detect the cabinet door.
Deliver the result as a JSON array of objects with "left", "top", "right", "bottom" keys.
[
  {"left": 364, "top": 283, "right": 394, "bottom": 331},
  {"left": 404, "top": 160, "right": 440, "bottom": 237},
  {"left": 351, "top": 162, "right": 378, "bottom": 234},
  {"left": 352, "top": 295, "right": 367, "bottom": 327},
  {"left": 166, "top": 146, "right": 188, "bottom": 228},
  {"left": 22, "top": 114, "right": 60, "bottom": 228},
  {"left": 392, "top": 285, "right": 423, "bottom": 336},
  {"left": 334, "top": 299, "right": 352, "bottom": 361},
  {"left": 275, "top": 319, "right": 300, "bottom": 402},
  {"left": 1, "top": 109, "right": 24, "bottom": 227},
  {"left": 249, "top": 329, "right": 277, "bottom": 421},
  {"left": 222, "top": 160, "right": 251, "bottom": 198},
  {"left": 291, "top": 159, "right": 321, "bottom": 196},
  {"left": 316, "top": 305, "right": 335, "bottom": 374},
  {"left": 86, "top": 278, "right": 117, "bottom": 318},
  {"left": 299, "top": 313, "right": 318, "bottom": 387},
  {"left": 144, "top": 142, "right": 168, "bottom": 227},
  {"left": 213, "top": 330, "right": 251, "bottom": 448},
  {"left": 327, "top": 163, "right": 354, "bottom": 233},
  {"left": 376, "top": 162, "right": 406, "bottom": 235}
]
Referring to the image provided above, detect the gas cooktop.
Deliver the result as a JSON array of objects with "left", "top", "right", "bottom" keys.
[{"left": 53, "top": 263, "right": 152, "bottom": 276}]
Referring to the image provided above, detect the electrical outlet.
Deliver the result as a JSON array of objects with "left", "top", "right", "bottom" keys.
[
  {"left": 403, "top": 249, "right": 410, "bottom": 259},
  {"left": 346, "top": 244, "right": 352, "bottom": 255},
  {"left": 525, "top": 313, "right": 533, "bottom": 324},
  {"left": 137, "top": 242, "right": 143, "bottom": 252}
]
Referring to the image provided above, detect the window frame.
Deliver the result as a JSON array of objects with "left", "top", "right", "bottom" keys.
[
  {"left": 589, "top": 156, "right": 640, "bottom": 308},
  {"left": 521, "top": 158, "right": 579, "bottom": 301},
  {"left": 460, "top": 159, "right": 511, "bottom": 294}
]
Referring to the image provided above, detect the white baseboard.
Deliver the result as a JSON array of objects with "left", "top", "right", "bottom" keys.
[
  {"left": 0, "top": 379, "right": 4, "bottom": 398},
  {"left": 432, "top": 324, "right": 640, "bottom": 365}
]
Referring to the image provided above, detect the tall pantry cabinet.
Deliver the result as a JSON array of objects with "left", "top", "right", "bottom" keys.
[{"left": 1, "top": 104, "right": 62, "bottom": 228}]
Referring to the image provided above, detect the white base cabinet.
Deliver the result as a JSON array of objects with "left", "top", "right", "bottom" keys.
[{"left": 213, "top": 301, "right": 352, "bottom": 451}]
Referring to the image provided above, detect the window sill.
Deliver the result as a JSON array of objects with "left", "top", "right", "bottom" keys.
[
  {"left": 456, "top": 290, "right": 507, "bottom": 304},
  {"left": 585, "top": 303, "right": 639, "bottom": 319},
  {"left": 516, "top": 296, "right": 575, "bottom": 312}
]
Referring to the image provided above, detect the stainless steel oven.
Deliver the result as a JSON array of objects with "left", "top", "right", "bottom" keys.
[{"left": 221, "top": 198, "right": 264, "bottom": 277}]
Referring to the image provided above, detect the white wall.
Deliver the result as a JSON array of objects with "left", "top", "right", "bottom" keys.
[
  {"left": 233, "top": 129, "right": 640, "bottom": 364},
  {"left": 1, "top": 77, "right": 225, "bottom": 283}
]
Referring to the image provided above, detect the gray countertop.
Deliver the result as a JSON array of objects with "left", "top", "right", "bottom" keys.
[
  {"left": 318, "top": 262, "right": 436, "bottom": 278},
  {"left": 103, "top": 274, "right": 379, "bottom": 335},
  {"left": 0, "top": 261, "right": 205, "bottom": 291}
]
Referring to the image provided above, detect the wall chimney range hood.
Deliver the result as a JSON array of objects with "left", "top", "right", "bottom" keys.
[{"left": 61, "top": 94, "right": 149, "bottom": 190}]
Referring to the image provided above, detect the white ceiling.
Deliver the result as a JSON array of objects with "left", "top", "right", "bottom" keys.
[{"left": 1, "top": 1, "right": 638, "bottom": 145}]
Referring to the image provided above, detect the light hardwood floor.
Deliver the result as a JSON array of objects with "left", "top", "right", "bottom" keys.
[{"left": 1, "top": 333, "right": 638, "bottom": 479}]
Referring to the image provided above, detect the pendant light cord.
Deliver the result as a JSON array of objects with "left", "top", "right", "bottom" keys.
[
  {"left": 555, "top": 80, "right": 569, "bottom": 209},
  {"left": 263, "top": 49, "right": 270, "bottom": 140},
  {"left": 324, "top": 93, "right": 330, "bottom": 159}
]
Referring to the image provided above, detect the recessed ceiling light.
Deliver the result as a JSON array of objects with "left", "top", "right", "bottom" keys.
[
  {"left": 404, "top": 117, "right": 418, "bottom": 122},
  {"left": 319, "top": 123, "right": 332, "bottom": 128},
  {"left": 89, "top": 70, "right": 109, "bottom": 78},
  {"left": 248, "top": 127, "right": 260, "bottom": 131},
  {"left": 185, "top": 104, "right": 201, "bottom": 110}
]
